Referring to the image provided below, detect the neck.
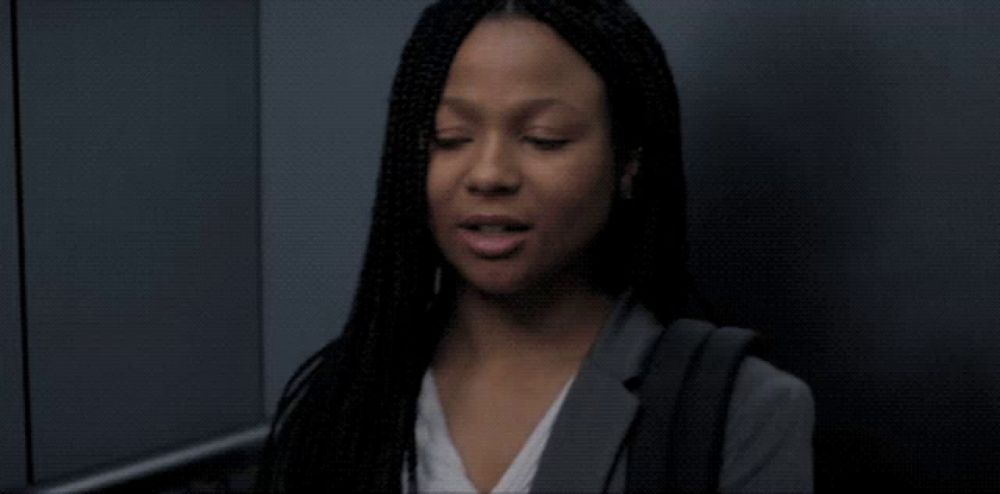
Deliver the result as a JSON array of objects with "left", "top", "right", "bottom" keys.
[{"left": 433, "top": 276, "right": 618, "bottom": 377}]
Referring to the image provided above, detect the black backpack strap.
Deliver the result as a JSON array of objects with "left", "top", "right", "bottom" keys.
[
  {"left": 671, "top": 326, "right": 757, "bottom": 492},
  {"left": 626, "top": 319, "right": 715, "bottom": 492},
  {"left": 626, "top": 321, "right": 757, "bottom": 493}
]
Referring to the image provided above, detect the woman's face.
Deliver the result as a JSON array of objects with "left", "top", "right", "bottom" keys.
[{"left": 427, "top": 17, "right": 619, "bottom": 296}]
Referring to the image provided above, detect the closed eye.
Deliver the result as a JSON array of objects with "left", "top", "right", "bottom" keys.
[
  {"left": 524, "top": 137, "right": 570, "bottom": 151},
  {"left": 431, "top": 137, "right": 472, "bottom": 150}
]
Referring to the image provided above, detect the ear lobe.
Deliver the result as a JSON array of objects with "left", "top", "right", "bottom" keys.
[{"left": 619, "top": 159, "right": 640, "bottom": 198}]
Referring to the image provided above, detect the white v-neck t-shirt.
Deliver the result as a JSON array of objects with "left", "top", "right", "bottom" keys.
[{"left": 402, "top": 369, "right": 577, "bottom": 494}]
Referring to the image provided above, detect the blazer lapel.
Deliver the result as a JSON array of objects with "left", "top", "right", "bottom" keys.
[
  {"left": 531, "top": 291, "right": 667, "bottom": 493},
  {"left": 531, "top": 365, "right": 637, "bottom": 493}
]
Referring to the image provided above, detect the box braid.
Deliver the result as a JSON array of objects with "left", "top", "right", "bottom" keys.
[{"left": 256, "top": 0, "right": 699, "bottom": 492}]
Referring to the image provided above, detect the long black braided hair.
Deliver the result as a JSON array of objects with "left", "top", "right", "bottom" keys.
[{"left": 256, "top": 0, "right": 696, "bottom": 491}]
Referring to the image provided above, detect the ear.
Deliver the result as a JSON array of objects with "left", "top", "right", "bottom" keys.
[{"left": 619, "top": 156, "right": 640, "bottom": 198}]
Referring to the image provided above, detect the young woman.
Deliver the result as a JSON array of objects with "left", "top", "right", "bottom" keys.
[{"left": 257, "top": 1, "right": 814, "bottom": 492}]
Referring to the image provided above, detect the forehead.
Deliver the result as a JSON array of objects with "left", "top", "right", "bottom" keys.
[{"left": 439, "top": 17, "right": 606, "bottom": 117}]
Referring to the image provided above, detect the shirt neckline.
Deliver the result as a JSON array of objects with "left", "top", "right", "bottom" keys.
[{"left": 417, "top": 369, "right": 577, "bottom": 493}]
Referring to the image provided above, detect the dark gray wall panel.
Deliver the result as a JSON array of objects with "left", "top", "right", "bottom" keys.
[
  {"left": 631, "top": 1, "right": 1000, "bottom": 490},
  {"left": 18, "top": 1, "right": 261, "bottom": 482},
  {"left": 0, "top": 0, "right": 27, "bottom": 489},
  {"left": 260, "top": 0, "right": 426, "bottom": 413}
]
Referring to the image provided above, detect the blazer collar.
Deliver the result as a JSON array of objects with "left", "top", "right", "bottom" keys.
[{"left": 531, "top": 290, "right": 666, "bottom": 493}]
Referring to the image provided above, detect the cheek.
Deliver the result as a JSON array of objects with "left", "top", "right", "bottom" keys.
[
  {"left": 425, "top": 166, "right": 452, "bottom": 226},
  {"left": 537, "top": 166, "right": 616, "bottom": 243}
]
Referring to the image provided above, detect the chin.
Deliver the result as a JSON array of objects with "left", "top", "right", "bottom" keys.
[
  {"left": 465, "top": 276, "right": 529, "bottom": 297},
  {"left": 455, "top": 265, "right": 535, "bottom": 297}
]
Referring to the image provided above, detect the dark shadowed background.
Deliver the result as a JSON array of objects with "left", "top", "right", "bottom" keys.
[{"left": 2, "top": 1, "right": 997, "bottom": 492}]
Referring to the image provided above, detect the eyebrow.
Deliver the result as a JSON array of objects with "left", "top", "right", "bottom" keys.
[{"left": 437, "top": 96, "right": 583, "bottom": 121}]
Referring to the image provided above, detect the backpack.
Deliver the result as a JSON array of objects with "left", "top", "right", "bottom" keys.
[{"left": 625, "top": 319, "right": 757, "bottom": 493}]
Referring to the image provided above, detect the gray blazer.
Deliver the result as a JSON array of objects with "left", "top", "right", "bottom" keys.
[{"left": 531, "top": 294, "right": 815, "bottom": 493}]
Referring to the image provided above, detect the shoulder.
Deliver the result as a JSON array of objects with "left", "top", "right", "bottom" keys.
[
  {"left": 730, "top": 356, "right": 814, "bottom": 417},
  {"left": 721, "top": 356, "right": 815, "bottom": 492}
]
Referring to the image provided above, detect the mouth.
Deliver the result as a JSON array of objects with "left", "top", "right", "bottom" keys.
[
  {"left": 455, "top": 214, "right": 533, "bottom": 258},
  {"left": 459, "top": 224, "right": 531, "bottom": 233}
]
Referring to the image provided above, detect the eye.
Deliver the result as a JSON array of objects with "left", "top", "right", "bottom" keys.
[
  {"left": 430, "top": 136, "right": 472, "bottom": 151},
  {"left": 524, "top": 137, "right": 570, "bottom": 151}
]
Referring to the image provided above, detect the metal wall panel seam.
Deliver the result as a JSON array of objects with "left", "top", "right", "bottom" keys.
[{"left": 10, "top": 0, "right": 34, "bottom": 485}]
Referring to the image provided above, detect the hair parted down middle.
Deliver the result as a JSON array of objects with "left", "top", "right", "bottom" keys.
[{"left": 256, "top": 0, "right": 695, "bottom": 491}]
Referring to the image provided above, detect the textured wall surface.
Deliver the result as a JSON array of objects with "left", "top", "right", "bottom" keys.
[
  {"left": 631, "top": 2, "right": 1000, "bottom": 489},
  {"left": 15, "top": 0, "right": 262, "bottom": 484}
]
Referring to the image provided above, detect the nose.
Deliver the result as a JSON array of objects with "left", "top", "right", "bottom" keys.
[{"left": 464, "top": 134, "right": 521, "bottom": 196}]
